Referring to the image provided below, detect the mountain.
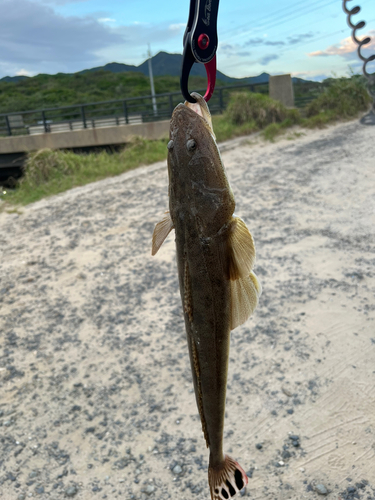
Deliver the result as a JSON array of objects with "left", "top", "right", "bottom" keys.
[
  {"left": 0, "top": 52, "right": 316, "bottom": 115},
  {"left": 0, "top": 52, "right": 278, "bottom": 85},
  {"left": 79, "top": 61, "right": 140, "bottom": 75},
  {"left": 79, "top": 51, "right": 272, "bottom": 85},
  {"left": 0, "top": 75, "right": 30, "bottom": 83},
  {"left": 78, "top": 52, "right": 310, "bottom": 84}
]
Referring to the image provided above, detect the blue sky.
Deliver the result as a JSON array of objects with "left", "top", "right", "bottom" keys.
[{"left": 0, "top": 0, "right": 374, "bottom": 81}]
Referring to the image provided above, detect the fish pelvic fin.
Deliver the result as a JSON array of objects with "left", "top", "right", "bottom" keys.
[
  {"left": 208, "top": 454, "right": 248, "bottom": 500},
  {"left": 151, "top": 211, "right": 174, "bottom": 255}
]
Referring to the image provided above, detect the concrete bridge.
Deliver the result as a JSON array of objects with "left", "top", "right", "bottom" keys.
[
  {"left": 0, "top": 78, "right": 298, "bottom": 184},
  {"left": 0, "top": 119, "right": 170, "bottom": 155},
  {"left": 0, "top": 119, "right": 170, "bottom": 184}
]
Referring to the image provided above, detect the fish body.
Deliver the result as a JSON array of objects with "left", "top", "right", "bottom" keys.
[{"left": 152, "top": 93, "right": 261, "bottom": 500}]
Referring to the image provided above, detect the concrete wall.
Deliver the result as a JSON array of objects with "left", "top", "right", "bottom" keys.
[
  {"left": 269, "top": 74, "right": 294, "bottom": 107},
  {"left": 0, "top": 120, "right": 170, "bottom": 154}
]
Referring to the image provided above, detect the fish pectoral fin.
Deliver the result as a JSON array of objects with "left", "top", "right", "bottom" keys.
[
  {"left": 227, "top": 217, "right": 256, "bottom": 280},
  {"left": 151, "top": 211, "right": 174, "bottom": 255},
  {"left": 230, "top": 271, "right": 262, "bottom": 330},
  {"left": 208, "top": 454, "right": 248, "bottom": 500}
]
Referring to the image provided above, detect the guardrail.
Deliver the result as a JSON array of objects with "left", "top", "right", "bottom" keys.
[
  {"left": 0, "top": 83, "right": 268, "bottom": 138},
  {"left": 0, "top": 82, "right": 314, "bottom": 138}
]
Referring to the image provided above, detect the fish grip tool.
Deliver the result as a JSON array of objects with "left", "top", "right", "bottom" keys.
[
  {"left": 181, "top": 0, "right": 220, "bottom": 103},
  {"left": 343, "top": 0, "right": 375, "bottom": 110}
]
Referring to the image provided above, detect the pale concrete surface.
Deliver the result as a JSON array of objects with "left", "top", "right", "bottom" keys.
[
  {"left": 0, "top": 119, "right": 170, "bottom": 154},
  {"left": 0, "top": 118, "right": 374, "bottom": 500},
  {"left": 269, "top": 74, "right": 295, "bottom": 107}
]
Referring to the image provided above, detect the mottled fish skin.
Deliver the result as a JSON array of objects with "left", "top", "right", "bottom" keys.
[
  {"left": 152, "top": 93, "right": 261, "bottom": 500},
  {"left": 168, "top": 100, "right": 234, "bottom": 463}
]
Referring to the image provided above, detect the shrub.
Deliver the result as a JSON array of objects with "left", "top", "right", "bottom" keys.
[
  {"left": 224, "top": 91, "right": 301, "bottom": 129},
  {"left": 22, "top": 149, "right": 74, "bottom": 186},
  {"left": 305, "top": 76, "right": 371, "bottom": 119}
]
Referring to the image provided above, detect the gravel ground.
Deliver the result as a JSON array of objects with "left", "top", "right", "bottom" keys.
[{"left": 0, "top": 116, "right": 374, "bottom": 500}]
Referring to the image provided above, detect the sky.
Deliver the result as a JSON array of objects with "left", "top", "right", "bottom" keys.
[{"left": 0, "top": 0, "right": 374, "bottom": 81}]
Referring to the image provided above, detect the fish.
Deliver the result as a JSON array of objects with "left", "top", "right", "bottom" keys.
[{"left": 152, "top": 92, "right": 261, "bottom": 500}]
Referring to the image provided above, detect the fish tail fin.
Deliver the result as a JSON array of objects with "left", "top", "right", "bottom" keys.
[{"left": 208, "top": 454, "right": 248, "bottom": 500}]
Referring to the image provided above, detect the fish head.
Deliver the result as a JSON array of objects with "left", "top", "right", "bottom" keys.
[{"left": 167, "top": 96, "right": 235, "bottom": 235}]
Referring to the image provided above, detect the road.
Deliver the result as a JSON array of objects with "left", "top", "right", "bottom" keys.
[{"left": 0, "top": 115, "right": 374, "bottom": 500}]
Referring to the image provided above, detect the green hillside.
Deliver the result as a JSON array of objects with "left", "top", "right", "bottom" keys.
[
  {"left": 0, "top": 50, "right": 322, "bottom": 115},
  {"left": 0, "top": 71, "right": 223, "bottom": 114}
]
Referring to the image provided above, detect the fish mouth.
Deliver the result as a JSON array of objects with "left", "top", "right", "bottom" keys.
[
  {"left": 171, "top": 95, "right": 215, "bottom": 138},
  {"left": 170, "top": 103, "right": 197, "bottom": 135},
  {"left": 185, "top": 93, "right": 215, "bottom": 138}
]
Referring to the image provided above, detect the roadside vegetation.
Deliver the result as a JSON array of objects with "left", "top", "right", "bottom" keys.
[
  {"left": 0, "top": 75, "right": 371, "bottom": 208},
  {"left": 2, "top": 138, "right": 168, "bottom": 206},
  {"left": 0, "top": 72, "right": 214, "bottom": 114},
  {"left": 0, "top": 65, "right": 317, "bottom": 114},
  {"left": 214, "top": 74, "right": 371, "bottom": 142}
]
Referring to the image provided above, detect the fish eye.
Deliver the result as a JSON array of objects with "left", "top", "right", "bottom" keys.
[
  {"left": 167, "top": 140, "right": 174, "bottom": 150},
  {"left": 187, "top": 139, "right": 196, "bottom": 152}
]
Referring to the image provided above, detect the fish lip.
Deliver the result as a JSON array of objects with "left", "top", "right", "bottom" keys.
[
  {"left": 170, "top": 103, "right": 201, "bottom": 137},
  {"left": 171, "top": 102, "right": 196, "bottom": 119},
  {"left": 171, "top": 101, "right": 214, "bottom": 139}
]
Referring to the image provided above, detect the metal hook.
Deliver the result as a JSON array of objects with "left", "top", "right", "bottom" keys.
[
  {"left": 180, "top": 44, "right": 217, "bottom": 103},
  {"left": 180, "top": 0, "right": 220, "bottom": 103}
]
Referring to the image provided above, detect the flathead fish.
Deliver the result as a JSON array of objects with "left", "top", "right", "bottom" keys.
[{"left": 152, "top": 93, "right": 261, "bottom": 500}]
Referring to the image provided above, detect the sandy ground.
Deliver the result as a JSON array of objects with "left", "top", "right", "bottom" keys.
[{"left": 0, "top": 116, "right": 374, "bottom": 500}]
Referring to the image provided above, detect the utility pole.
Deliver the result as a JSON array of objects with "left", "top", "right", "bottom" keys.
[{"left": 148, "top": 44, "right": 158, "bottom": 116}]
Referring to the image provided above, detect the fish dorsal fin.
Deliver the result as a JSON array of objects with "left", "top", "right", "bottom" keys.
[
  {"left": 230, "top": 271, "right": 262, "bottom": 330},
  {"left": 227, "top": 217, "right": 256, "bottom": 281},
  {"left": 151, "top": 211, "right": 174, "bottom": 255},
  {"left": 208, "top": 454, "right": 248, "bottom": 500}
]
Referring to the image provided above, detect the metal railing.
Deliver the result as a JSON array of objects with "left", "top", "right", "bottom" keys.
[
  {"left": 0, "top": 82, "right": 314, "bottom": 138},
  {"left": 0, "top": 83, "right": 269, "bottom": 138}
]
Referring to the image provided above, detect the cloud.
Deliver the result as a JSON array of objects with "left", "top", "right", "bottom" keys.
[
  {"left": 36, "top": 0, "right": 89, "bottom": 4},
  {"left": 309, "top": 32, "right": 375, "bottom": 59},
  {"left": 169, "top": 23, "right": 185, "bottom": 32},
  {"left": 98, "top": 18, "right": 116, "bottom": 23},
  {"left": 246, "top": 33, "right": 315, "bottom": 47},
  {"left": 287, "top": 33, "right": 314, "bottom": 45},
  {"left": 259, "top": 54, "right": 279, "bottom": 66},
  {"left": 219, "top": 43, "right": 251, "bottom": 57},
  {"left": 264, "top": 41, "right": 285, "bottom": 46},
  {"left": 0, "top": 0, "right": 186, "bottom": 77},
  {"left": 245, "top": 37, "right": 285, "bottom": 46},
  {"left": 0, "top": 0, "right": 123, "bottom": 76},
  {"left": 245, "top": 38, "right": 265, "bottom": 46},
  {"left": 292, "top": 71, "right": 330, "bottom": 82},
  {"left": 16, "top": 68, "right": 35, "bottom": 77},
  {"left": 244, "top": 37, "right": 285, "bottom": 46}
]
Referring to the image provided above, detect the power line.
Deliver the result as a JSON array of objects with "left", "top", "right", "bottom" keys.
[
  {"left": 223, "top": 0, "right": 340, "bottom": 43},
  {"left": 220, "top": 19, "right": 375, "bottom": 73},
  {"left": 220, "top": 0, "right": 336, "bottom": 39},
  {"left": 220, "top": 0, "right": 312, "bottom": 37}
]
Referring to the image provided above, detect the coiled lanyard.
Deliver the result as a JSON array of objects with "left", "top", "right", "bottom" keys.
[{"left": 343, "top": 0, "right": 375, "bottom": 109}]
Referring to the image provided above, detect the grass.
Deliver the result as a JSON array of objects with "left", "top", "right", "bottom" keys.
[
  {"left": 217, "top": 91, "right": 301, "bottom": 143},
  {"left": 305, "top": 75, "right": 371, "bottom": 119},
  {"left": 212, "top": 114, "right": 258, "bottom": 142},
  {"left": 1, "top": 75, "right": 371, "bottom": 208},
  {"left": 1, "top": 137, "right": 168, "bottom": 206}
]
